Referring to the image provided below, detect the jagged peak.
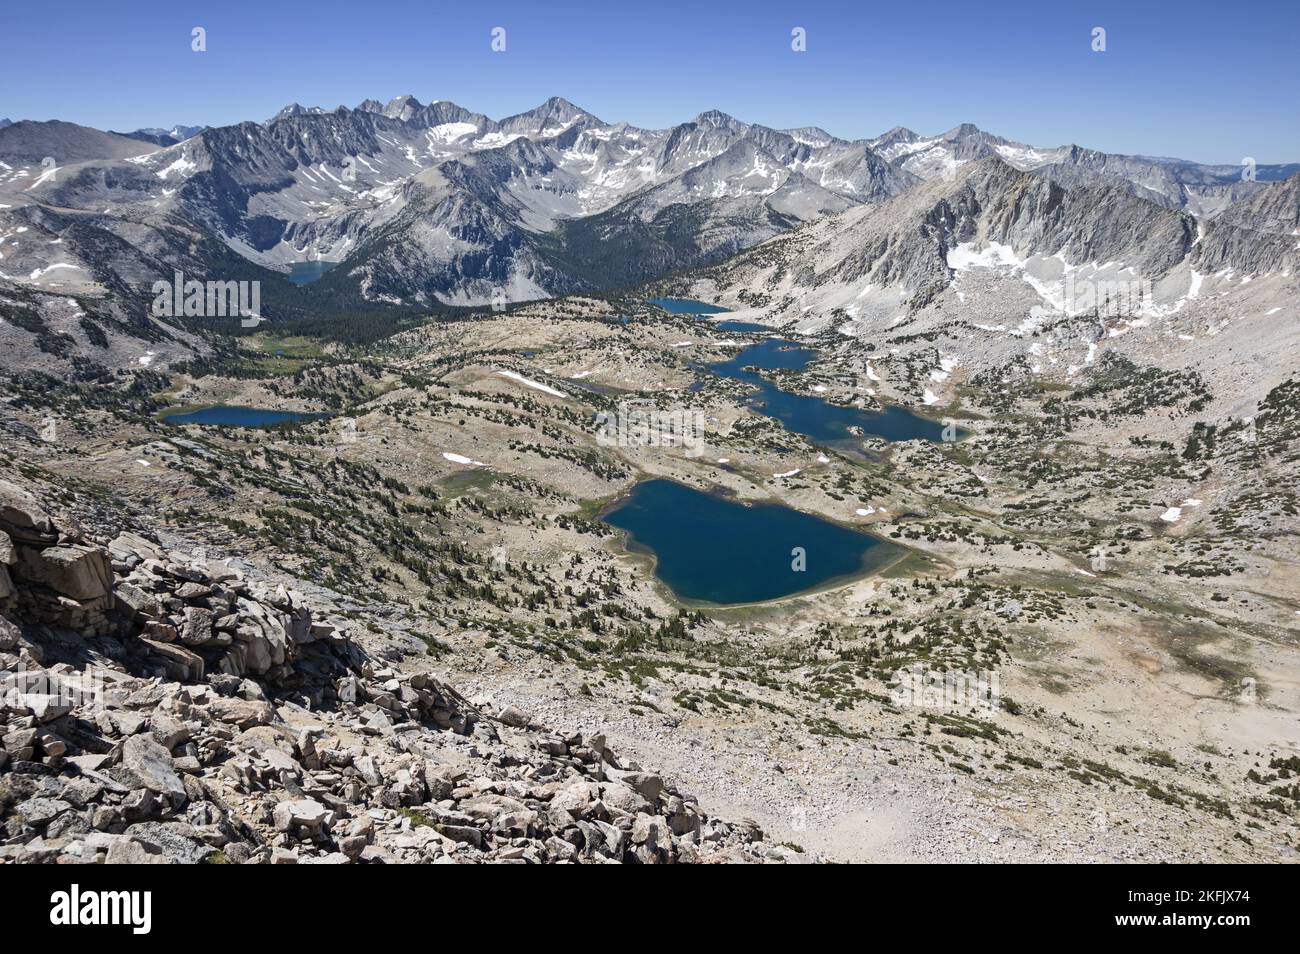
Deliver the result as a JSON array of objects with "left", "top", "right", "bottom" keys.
[
  {"left": 942, "top": 122, "right": 989, "bottom": 141},
  {"left": 502, "top": 96, "right": 599, "bottom": 130},
  {"left": 781, "top": 126, "right": 837, "bottom": 147},
  {"left": 955, "top": 152, "right": 1034, "bottom": 181},
  {"left": 692, "top": 109, "right": 745, "bottom": 130},
  {"left": 537, "top": 95, "right": 584, "bottom": 113},
  {"left": 382, "top": 94, "right": 425, "bottom": 120},
  {"left": 267, "top": 103, "right": 328, "bottom": 124},
  {"left": 874, "top": 125, "right": 919, "bottom": 141}
]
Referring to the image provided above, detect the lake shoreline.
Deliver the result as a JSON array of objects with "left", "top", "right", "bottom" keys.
[
  {"left": 161, "top": 404, "right": 332, "bottom": 428},
  {"left": 599, "top": 477, "right": 906, "bottom": 606}
]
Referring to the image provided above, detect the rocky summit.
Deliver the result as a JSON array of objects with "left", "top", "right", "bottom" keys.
[{"left": 0, "top": 481, "right": 792, "bottom": 864}]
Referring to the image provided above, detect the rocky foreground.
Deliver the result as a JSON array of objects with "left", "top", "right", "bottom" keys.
[{"left": 0, "top": 479, "right": 796, "bottom": 864}]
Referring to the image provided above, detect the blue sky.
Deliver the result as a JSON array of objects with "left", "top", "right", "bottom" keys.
[{"left": 4, "top": 0, "right": 1297, "bottom": 163}]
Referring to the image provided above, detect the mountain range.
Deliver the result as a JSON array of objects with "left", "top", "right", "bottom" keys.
[
  {"left": 681, "top": 156, "right": 1299, "bottom": 322},
  {"left": 0, "top": 94, "right": 1296, "bottom": 335}
]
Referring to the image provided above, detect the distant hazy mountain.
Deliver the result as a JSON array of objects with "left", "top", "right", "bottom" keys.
[
  {"left": 868, "top": 122, "right": 1298, "bottom": 217},
  {"left": 267, "top": 103, "right": 329, "bottom": 123},
  {"left": 116, "top": 125, "right": 207, "bottom": 147},
  {"left": 112, "top": 130, "right": 173, "bottom": 147},
  {"left": 0, "top": 118, "right": 11, "bottom": 130}
]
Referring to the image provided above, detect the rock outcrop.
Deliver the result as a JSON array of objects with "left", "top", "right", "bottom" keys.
[{"left": 0, "top": 482, "right": 794, "bottom": 864}]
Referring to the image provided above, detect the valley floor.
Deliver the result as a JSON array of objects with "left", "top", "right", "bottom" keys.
[{"left": 3, "top": 295, "right": 1297, "bottom": 862}]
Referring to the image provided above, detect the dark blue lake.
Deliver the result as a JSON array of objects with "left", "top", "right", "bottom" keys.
[
  {"left": 287, "top": 261, "right": 337, "bottom": 285},
  {"left": 715, "top": 318, "right": 771, "bottom": 333},
  {"left": 603, "top": 479, "right": 900, "bottom": 604},
  {"left": 164, "top": 406, "right": 330, "bottom": 427},
  {"left": 649, "top": 297, "right": 730, "bottom": 315},
  {"left": 647, "top": 298, "right": 950, "bottom": 444},
  {"left": 706, "top": 338, "right": 950, "bottom": 445}
]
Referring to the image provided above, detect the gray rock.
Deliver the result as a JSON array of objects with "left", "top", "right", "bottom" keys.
[
  {"left": 609, "top": 769, "right": 665, "bottom": 804},
  {"left": 497, "top": 705, "right": 529, "bottom": 727},
  {"left": 438, "top": 825, "right": 482, "bottom": 848},
  {"left": 124, "top": 822, "right": 213, "bottom": 864},
  {"left": 106, "top": 837, "right": 170, "bottom": 864},
  {"left": 109, "top": 710, "right": 148, "bottom": 737},
  {"left": 3, "top": 728, "right": 38, "bottom": 760},
  {"left": 180, "top": 606, "right": 215, "bottom": 646},
  {"left": 17, "top": 543, "right": 112, "bottom": 601},
  {"left": 632, "top": 813, "right": 667, "bottom": 848},
  {"left": 0, "top": 479, "right": 57, "bottom": 541},
  {"left": 25, "top": 693, "right": 73, "bottom": 724},
  {"left": 600, "top": 783, "right": 651, "bottom": 815},
  {"left": 140, "top": 638, "right": 205, "bottom": 681},
  {"left": 175, "top": 582, "right": 213, "bottom": 600},
  {"left": 17, "top": 797, "right": 71, "bottom": 828},
  {"left": 121, "top": 733, "right": 187, "bottom": 801},
  {"left": 272, "top": 798, "right": 332, "bottom": 832},
  {"left": 149, "top": 712, "right": 190, "bottom": 750},
  {"left": 114, "top": 581, "right": 162, "bottom": 619}
]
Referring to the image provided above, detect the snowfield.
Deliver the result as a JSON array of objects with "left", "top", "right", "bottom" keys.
[{"left": 496, "top": 370, "right": 567, "bottom": 398}]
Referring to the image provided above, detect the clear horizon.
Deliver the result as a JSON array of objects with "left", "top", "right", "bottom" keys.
[{"left": 4, "top": 0, "right": 1298, "bottom": 165}]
